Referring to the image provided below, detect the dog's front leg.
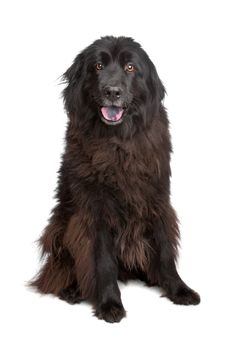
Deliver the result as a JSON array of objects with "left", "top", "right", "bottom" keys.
[{"left": 94, "top": 225, "right": 126, "bottom": 323}]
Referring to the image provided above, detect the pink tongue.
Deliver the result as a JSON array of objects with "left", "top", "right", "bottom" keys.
[{"left": 101, "top": 107, "right": 123, "bottom": 122}]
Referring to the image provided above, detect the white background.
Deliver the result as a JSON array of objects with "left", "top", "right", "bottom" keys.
[{"left": 0, "top": 0, "right": 232, "bottom": 349}]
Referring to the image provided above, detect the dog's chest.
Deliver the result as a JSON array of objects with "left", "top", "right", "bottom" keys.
[
  {"left": 89, "top": 137, "right": 162, "bottom": 221},
  {"left": 91, "top": 138, "right": 160, "bottom": 190},
  {"left": 76, "top": 137, "right": 162, "bottom": 271}
]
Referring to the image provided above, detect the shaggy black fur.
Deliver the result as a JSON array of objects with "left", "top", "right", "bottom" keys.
[{"left": 30, "top": 36, "right": 200, "bottom": 322}]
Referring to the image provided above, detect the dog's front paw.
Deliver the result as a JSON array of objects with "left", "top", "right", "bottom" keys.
[
  {"left": 59, "top": 283, "right": 84, "bottom": 304},
  {"left": 95, "top": 301, "right": 126, "bottom": 323}
]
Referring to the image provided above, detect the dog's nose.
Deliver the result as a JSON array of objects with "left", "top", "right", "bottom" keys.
[{"left": 103, "top": 86, "right": 122, "bottom": 101}]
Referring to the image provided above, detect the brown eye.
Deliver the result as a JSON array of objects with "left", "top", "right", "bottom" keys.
[
  {"left": 95, "top": 63, "right": 103, "bottom": 71},
  {"left": 125, "top": 63, "right": 135, "bottom": 72}
]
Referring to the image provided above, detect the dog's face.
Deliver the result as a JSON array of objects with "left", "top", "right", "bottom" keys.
[
  {"left": 63, "top": 36, "right": 165, "bottom": 132},
  {"left": 91, "top": 52, "right": 136, "bottom": 126}
]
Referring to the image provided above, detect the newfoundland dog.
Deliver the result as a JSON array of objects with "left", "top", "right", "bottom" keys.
[{"left": 30, "top": 36, "right": 200, "bottom": 322}]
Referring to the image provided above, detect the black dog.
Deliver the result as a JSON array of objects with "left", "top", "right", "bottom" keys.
[{"left": 30, "top": 36, "right": 200, "bottom": 322}]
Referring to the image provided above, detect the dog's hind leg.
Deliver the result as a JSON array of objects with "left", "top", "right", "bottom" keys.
[
  {"left": 29, "top": 249, "right": 76, "bottom": 296},
  {"left": 147, "top": 204, "right": 200, "bottom": 305},
  {"left": 29, "top": 203, "right": 75, "bottom": 296}
]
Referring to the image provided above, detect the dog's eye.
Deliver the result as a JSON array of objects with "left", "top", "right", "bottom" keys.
[
  {"left": 124, "top": 63, "right": 135, "bottom": 72},
  {"left": 95, "top": 63, "right": 104, "bottom": 71}
]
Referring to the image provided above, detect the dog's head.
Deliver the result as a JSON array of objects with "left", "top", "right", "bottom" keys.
[{"left": 63, "top": 36, "right": 165, "bottom": 132}]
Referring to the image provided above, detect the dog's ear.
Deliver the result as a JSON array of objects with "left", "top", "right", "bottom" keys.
[
  {"left": 63, "top": 52, "right": 85, "bottom": 84},
  {"left": 147, "top": 61, "right": 166, "bottom": 113},
  {"left": 62, "top": 53, "right": 85, "bottom": 117},
  {"left": 155, "top": 74, "right": 166, "bottom": 105}
]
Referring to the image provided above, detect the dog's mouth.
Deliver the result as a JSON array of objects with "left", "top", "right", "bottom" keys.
[{"left": 100, "top": 106, "right": 125, "bottom": 126}]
